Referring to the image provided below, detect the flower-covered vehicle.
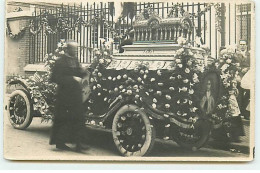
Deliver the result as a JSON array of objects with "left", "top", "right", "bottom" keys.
[{"left": 6, "top": 9, "right": 242, "bottom": 156}]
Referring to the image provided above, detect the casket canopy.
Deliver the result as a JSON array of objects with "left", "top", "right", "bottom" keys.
[{"left": 109, "top": 6, "right": 213, "bottom": 71}]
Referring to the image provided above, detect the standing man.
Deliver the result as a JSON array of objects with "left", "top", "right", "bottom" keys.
[
  {"left": 235, "top": 40, "right": 250, "bottom": 120},
  {"left": 50, "top": 40, "right": 89, "bottom": 152}
]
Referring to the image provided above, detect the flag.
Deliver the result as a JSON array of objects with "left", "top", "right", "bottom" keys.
[{"left": 33, "top": 72, "right": 42, "bottom": 83}]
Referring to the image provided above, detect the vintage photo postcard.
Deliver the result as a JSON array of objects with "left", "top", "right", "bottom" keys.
[{"left": 4, "top": 0, "right": 255, "bottom": 161}]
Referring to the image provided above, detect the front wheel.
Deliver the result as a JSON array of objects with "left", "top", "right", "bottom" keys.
[
  {"left": 7, "top": 89, "right": 33, "bottom": 129},
  {"left": 112, "top": 104, "right": 156, "bottom": 156}
]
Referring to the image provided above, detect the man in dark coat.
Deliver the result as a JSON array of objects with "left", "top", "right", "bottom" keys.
[
  {"left": 50, "top": 41, "right": 88, "bottom": 152},
  {"left": 235, "top": 40, "right": 250, "bottom": 120}
]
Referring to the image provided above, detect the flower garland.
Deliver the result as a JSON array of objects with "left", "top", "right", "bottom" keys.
[
  {"left": 6, "top": 22, "right": 26, "bottom": 39},
  {"left": 208, "top": 46, "right": 243, "bottom": 129},
  {"left": 29, "top": 10, "right": 128, "bottom": 40}
]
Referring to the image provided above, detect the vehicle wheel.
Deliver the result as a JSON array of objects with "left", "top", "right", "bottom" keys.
[
  {"left": 112, "top": 104, "right": 156, "bottom": 156},
  {"left": 7, "top": 89, "right": 33, "bottom": 129},
  {"left": 171, "top": 119, "right": 211, "bottom": 151}
]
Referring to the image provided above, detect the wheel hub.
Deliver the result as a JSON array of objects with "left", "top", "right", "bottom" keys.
[{"left": 126, "top": 127, "right": 133, "bottom": 135}]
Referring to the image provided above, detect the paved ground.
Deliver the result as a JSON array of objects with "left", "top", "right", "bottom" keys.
[{"left": 3, "top": 113, "right": 251, "bottom": 161}]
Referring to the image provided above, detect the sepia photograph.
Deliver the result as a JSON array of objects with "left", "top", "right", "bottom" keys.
[{"left": 3, "top": 0, "right": 255, "bottom": 161}]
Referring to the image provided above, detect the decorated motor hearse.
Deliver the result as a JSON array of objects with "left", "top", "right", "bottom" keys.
[{"left": 6, "top": 8, "right": 239, "bottom": 156}]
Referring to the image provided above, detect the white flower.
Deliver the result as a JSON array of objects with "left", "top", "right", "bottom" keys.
[
  {"left": 177, "top": 37, "right": 187, "bottom": 46},
  {"left": 57, "top": 43, "right": 62, "bottom": 47},
  {"left": 140, "top": 70, "right": 145, "bottom": 74},
  {"left": 158, "top": 83, "right": 163, "bottom": 86},
  {"left": 183, "top": 79, "right": 189, "bottom": 83},
  {"left": 123, "top": 74, "right": 128, "bottom": 79},
  {"left": 98, "top": 72, "right": 102, "bottom": 77},
  {"left": 177, "top": 75, "right": 182, "bottom": 79},
  {"left": 126, "top": 90, "right": 133, "bottom": 95},
  {"left": 95, "top": 50, "right": 101, "bottom": 55},
  {"left": 215, "top": 62, "right": 219, "bottom": 68},
  {"left": 170, "top": 76, "right": 175, "bottom": 80},
  {"left": 108, "top": 76, "right": 112, "bottom": 80},
  {"left": 188, "top": 50, "right": 194, "bottom": 56},
  {"left": 187, "top": 61, "right": 192, "bottom": 66},
  {"left": 226, "top": 59, "right": 232, "bottom": 64},
  {"left": 152, "top": 103, "right": 157, "bottom": 109},
  {"left": 157, "top": 70, "right": 162, "bottom": 76},
  {"left": 185, "top": 68, "right": 190, "bottom": 73},
  {"left": 176, "top": 48, "right": 184, "bottom": 55},
  {"left": 179, "top": 87, "right": 188, "bottom": 92},
  {"left": 151, "top": 78, "right": 155, "bottom": 82},
  {"left": 97, "top": 84, "right": 101, "bottom": 88},
  {"left": 153, "top": 98, "right": 157, "bottom": 103},
  {"left": 176, "top": 59, "right": 181, "bottom": 63},
  {"left": 117, "top": 75, "right": 121, "bottom": 80},
  {"left": 189, "top": 89, "right": 194, "bottom": 95},
  {"left": 103, "top": 52, "right": 108, "bottom": 56},
  {"left": 190, "top": 107, "right": 198, "bottom": 112},
  {"left": 165, "top": 104, "right": 170, "bottom": 109},
  {"left": 178, "top": 64, "right": 183, "bottom": 68},
  {"left": 182, "top": 113, "right": 188, "bottom": 116},
  {"left": 59, "top": 50, "right": 65, "bottom": 55},
  {"left": 137, "top": 77, "right": 142, "bottom": 82},
  {"left": 165, "top": 95, "right": 171, "bottom": 100},
  {"left": 156, "top": 91, "right": 162, "bottom": 96},
  {"left": 133, "top": 85, "right": 138, "bottom": 89},
  {"left": 220, "top": 64, "right": 230, "bottom": 71},
  {"left": 169, "top": 87, "right": 175, "bottom": 91}
]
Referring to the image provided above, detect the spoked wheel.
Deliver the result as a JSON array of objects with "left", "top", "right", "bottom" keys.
[
  {"left": 7, "top": 89, "right": 33, "bottom": 129},
  {"left": 112, "top": 104, "right": 156, "bottom": 156},
  {"left": 171, "top": 119, "right": 211, "bottom": 151}
]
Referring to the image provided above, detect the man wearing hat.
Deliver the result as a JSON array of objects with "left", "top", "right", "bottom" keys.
[{"left": 50, "top": 40, "right": 89, "bottom": 152}]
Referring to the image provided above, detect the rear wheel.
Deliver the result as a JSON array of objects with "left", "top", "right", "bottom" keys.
[
  {"left": 7, "top": 89, "right": 33, "bottom": 129},
  {"left": 112, "top": 104, "right": 156, "bottom": 156},
  {"left": 172, "top": 119, "right": 211, "bottom": 151}
]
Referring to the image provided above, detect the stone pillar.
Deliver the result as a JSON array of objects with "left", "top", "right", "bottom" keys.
[
  {"left": 136, "top": 29, "right": 139, "bottom": 41},
  {"left": 169, "top": 28, "right": 172, "bottom": 40},
  {"left": 149, "top": 29, "right": 152, "bottom": 40},
  {"left": 160, "top": 28, "right": 163, "bottom": 40},
  {"left": 6, "top": 12, "right": 33, "bottom": 77},
  {"left": 165, "top": 27, "right": 168, "bottom": 40}
]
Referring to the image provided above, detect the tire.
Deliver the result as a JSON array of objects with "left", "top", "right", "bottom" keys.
[
  {"left": 7, "top": 89, "right": 33, "bottom": 130},
  {"left": 112, "top": 104, "right": 156, "bottom": 156},
  {"left": 171, "top": 119, "right": 211, "bottom": 151}
]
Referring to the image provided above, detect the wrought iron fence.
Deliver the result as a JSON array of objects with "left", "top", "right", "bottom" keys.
[{"left": 28, "top": 2, "right": 252, "bottom": 64}]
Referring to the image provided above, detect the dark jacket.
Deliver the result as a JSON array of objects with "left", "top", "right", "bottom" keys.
[
  {"left": 51, "top": 53, "right": 87, "bottom": 106},
  {"left": 49, "top": 53, "right": 87, "bottom": 145}
]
